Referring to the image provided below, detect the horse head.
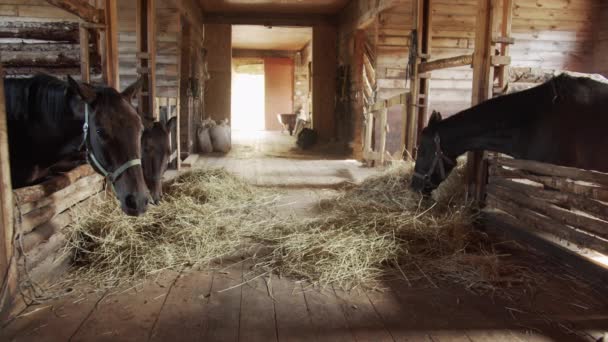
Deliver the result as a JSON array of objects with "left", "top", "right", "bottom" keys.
[
  {"left": 67, "top": 76, "right": 149, "bottom": 216},
  {"left": 411, "top": 111, "right": 457, "bottom": 194},
  {"left": 141, "top": 114, "right": 176, "bottom": 204}
]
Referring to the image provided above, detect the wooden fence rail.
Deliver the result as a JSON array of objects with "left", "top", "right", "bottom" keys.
[{"left": 486, "top": 157, "right": 608, "bottom": 255}]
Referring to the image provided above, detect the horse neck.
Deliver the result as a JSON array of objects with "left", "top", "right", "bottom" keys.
[{"left": 436, "top": 82, "right": 555, "bottom": 158}]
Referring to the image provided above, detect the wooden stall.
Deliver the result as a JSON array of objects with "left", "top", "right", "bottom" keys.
[
  {"left": 0, "top": 0, "right": 197, "bottom": 315},
  {"left": 486, "top": 156, "right": 608, "bottom": 257}
]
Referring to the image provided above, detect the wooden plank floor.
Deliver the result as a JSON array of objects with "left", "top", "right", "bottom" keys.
[{"left": 3, "top": 131, "right": 608, "bottom": 341}]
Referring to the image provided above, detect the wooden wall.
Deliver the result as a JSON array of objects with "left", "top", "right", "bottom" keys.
[
  {"left": 594, "top": 3, "right": 608, "bottom": 76},
  {"left": 313, "top": 24, "right": 338, "bottom": 142},
  {"left": 117, "top": 1, "right": 179, "bottom": 97},
  {"left": 264, "top": 58, "right": 294, "bottom": 131},
  {"left": 204, "top": 24, "right": 232, "bottom": 123},
  {"left": 339, "top": 0, "right": 601, "bottom": 156}
]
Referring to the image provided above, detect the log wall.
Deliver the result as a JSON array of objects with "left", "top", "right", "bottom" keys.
[
  {"left": 0, "top": 0, "right": 98, "bottom": 77},
  {"left": 486, "top": 157, "right": 608, "bottom": 256}
]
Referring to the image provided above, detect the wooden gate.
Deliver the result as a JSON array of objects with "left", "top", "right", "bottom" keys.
[{"left": 486, "top": 157, "right": 608, "bottom": 255}]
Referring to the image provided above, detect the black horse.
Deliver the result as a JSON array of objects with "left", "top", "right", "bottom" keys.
[
  {"left": 5, "top": 74, "right": 150, "bottom": 216},
  {"left": 411, "top": 74, "right": 608, "bottom": 193}
]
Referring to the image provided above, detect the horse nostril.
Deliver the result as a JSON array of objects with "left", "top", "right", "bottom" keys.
[{"left": 125, "top": 194, "right": 138, "bottom": 210}]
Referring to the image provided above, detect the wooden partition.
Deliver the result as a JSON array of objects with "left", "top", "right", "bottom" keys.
[
  {"left": 486, "top": 157, "right": 608, "bottom": 255},
  {"left": 12, "top": 166, "right": 105, "bottom": 281}
]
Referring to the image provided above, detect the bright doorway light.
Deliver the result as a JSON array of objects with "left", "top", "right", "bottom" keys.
[{"left": 232, "top": 72, "right": 265, "bottom": 131}]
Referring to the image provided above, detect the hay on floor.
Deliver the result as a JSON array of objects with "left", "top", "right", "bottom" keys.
[{"left": 63, "top": 162, "right": 540, "bottom": 295}]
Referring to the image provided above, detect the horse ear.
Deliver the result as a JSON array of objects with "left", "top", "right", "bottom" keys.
[
  {"left": 165, "top": 116, "right": 177, "bottom": 133},
  {"left": 67, "top": 76, "right": 96, "bottom": 104},
  {"left": 428, "top": 110, "right": 443, "bottom": 127},
  {"left": 122, "top": 78, "right": 143, "bottom": 101}
]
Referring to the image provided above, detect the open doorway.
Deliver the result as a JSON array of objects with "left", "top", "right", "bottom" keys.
[
  {"left": 231, "top": 25, "right": 312, "bottom": 152},
  {"left": 232, "top": 59, "right": 265, "bottom": 131}
]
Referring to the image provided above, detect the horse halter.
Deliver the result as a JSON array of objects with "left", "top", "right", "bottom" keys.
[
  {"left": 82, "top": 105, "right": 142, "bottom": 187},
  {"left": 413, "top": 134, "right": 454, "bottom": 188}
]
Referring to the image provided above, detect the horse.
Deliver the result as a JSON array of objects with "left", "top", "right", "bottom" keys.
[
  {"left": 141, "top": 115, "right": 177, "bottom": 204},
  {"left": 411, "top": 74, "right": 608, "bottom": 194},
  {"left": 5, "top": 74, "right": 150, "bottom": 216}
]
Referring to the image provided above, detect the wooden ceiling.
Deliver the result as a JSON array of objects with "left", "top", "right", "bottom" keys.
[
  {"left": 232, "top": 25, "right": 312, "bottom": 51},
  {"left": 199, "top": 0, "right": 350, "bottom": 14}
]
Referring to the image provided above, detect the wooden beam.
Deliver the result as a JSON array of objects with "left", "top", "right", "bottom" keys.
[
  {"left": 102, "top": 0, "right": 119, "bottom": 89},
  {"left": 136, "top": 0, "right": 156, "bottom": 119},
  {"left": 167, "top": 0, "right": 204, "bottom": 35},
  {"left": 419, "top": 54, "right": 473, "bottom": 73},
  {"left": 204, "top": 12, "right": 334, "bottom": 27},
  {"left": 232, "top": 49, "right": 296, "bottom": 59},
  {"left": 178, "top": 17, "right": 192, "bottom": 157},
  {"left": 467, "top": 0, "right": 500, "bottom": 203},
  {"left": 0, "top": 21, "right": 79, "bottom": 43},
  {"left": 45, "top": 0, "right": 104, "bottom": 24},
  {"left": 0, "top": 63, "right": 17, "bottom": 319},
  {"left": 79, "top": 25, "right": 90, "bottom": 82}
]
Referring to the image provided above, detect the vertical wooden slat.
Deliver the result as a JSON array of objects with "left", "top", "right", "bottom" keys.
[
  {"left": 0, "top": 64, "right": 17, "bottom": 317},
  {"left": 496, "top": 0, "right": 513, "bottom": 91},
  {"left": 79, "top": 24, "right": 90, "bottom": 83},
  {"left": 102, "top": 0, "right": 119, "bottom": 89},
  {"left": 352, "top": 30, "right": 366, "bottom": 160},
  {"left": 178, "top": 17, "right": 191, "bottom": 158},
  {"left": 378, "top": 107, "right": 388, "bottom": 165},
  {"left": 136, "top": 0, "right": 156, "bottom": 120}
]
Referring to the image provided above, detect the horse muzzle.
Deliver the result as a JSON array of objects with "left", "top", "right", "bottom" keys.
[{"left": 121, "top": 192, "right": 149, "bottom": 216}]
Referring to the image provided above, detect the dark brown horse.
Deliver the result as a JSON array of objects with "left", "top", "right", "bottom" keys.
[
  {"left": 411, "top": 74, "right": 608, "bottom": 193},
  {"left": 5, "top": 74, "right": 149, "bottom": 216},
  {"left": 141, "top": 116, "right": 176, "bottom": 204}
]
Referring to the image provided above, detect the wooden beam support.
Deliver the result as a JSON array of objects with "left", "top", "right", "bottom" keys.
[
  {"left": 102, "top": 0, "right": 119, "bottom": 89},
  {"left": 313, "top": 24, "right": 338, "bottom": 142},
  {"left": 467, "top": 0, "right": 510, "bottom": 203},
  {"left": 178, "top": 17, "right": 193, "bottom": 157},
  {"left": 45, "top": 0, "right": 104, "bottom": 24},
  {"left": 339, "top": 0, "right": 406, "bottom": 33},
  {"left": 204, "top": 12, "right": 334, "bottom": 27},
  {"left": 0, "top": 64, "right": 17, "bottom": 320},
  {"left": 404, "top": 0, "right": 431, "bottom": 155},
  {"left": 419, "top": 54, "right": 473, "bottom": 73},
  {"left": 136, "top": 0, "right": 156, "bottom": 119}
]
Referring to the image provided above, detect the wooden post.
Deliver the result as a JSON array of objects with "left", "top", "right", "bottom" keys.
[
  {"left": 136, "top": 0, "right": 156, "bottom": 120},
  {"left": 467, "top": 0, "right": 510, "bottom": 202},
  {"left": 312, "top": 23, "right": 338, "bottom": 142},
  {"left": 178, "top": 17, "right": 192, "bottom": 158},
  {"left": 79, "top": 24, "right": 90, "bottom": 82},
  {"left": 405, "top": 0, "right": 431, "bottom": 156},
  {"left": 102, "top": 0, "right": 118, "bottom": 89},
  {"left": 352, "top": 30, "right": 366, "bottom": 160},
  {"left": 0, "top": 64, "right": 17, "bottom": 317}
]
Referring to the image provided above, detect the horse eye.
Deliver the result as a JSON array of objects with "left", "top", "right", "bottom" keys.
[{"left": 96, "top": 128, "right": 107, "bottom": 139}]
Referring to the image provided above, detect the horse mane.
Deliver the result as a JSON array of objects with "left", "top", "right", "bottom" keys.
[{"left": 4, "top": 74, "right": 75, "bottom": 123}]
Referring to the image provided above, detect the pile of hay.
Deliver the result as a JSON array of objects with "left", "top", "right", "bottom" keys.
[
  {"left": 64, "top": 169, "right": 283, "bottom": 287},
  {"left": 253, "top": 161, "right": 536, "bottom": 293},
  {"left": 64, "top": 163, "right": 538, "bottom": 294}
]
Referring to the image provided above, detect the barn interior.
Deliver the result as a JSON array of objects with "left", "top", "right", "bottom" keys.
[{"left": 1, "top": 0, "right": 608, "bottom": 341}]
